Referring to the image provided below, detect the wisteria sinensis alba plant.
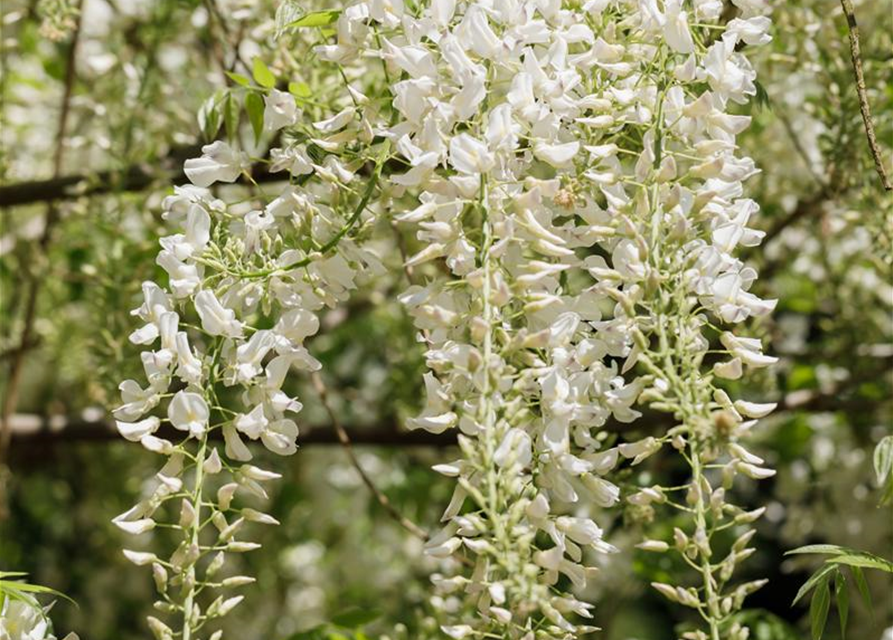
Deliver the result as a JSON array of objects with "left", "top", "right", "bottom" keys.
[{"left": 113, "top": 0, "right": 778, "bottom": 638}]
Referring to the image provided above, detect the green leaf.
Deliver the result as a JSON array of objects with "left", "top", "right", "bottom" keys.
[
  {"left": 810, "top": 580, "right": 830, "bottom": 640},
  {"left": 0, "top": 580, "right": 76, "bottom": 607},
  {"left": 3, "top": 588, "right": 41, "bottom": 611},
  {"left": 827, "top": 553, "right": 893, "bottom": 573},
  {"left": 287, "top": 10, "right": 341, "bottom": 28},
  {"left": 331, "top": 607, "right": 381, "bottom": 628},
  {"left": 849, "top": 566, "right": 872, "bottom": 615},
  {"left": 197, "top": 91, "right": 223, "bottom": 141},
  {"left": 225, "top": 71, "right": 251, "bottom": 87},
  {"left": 873, "top": 436, "right": 893, "bottom": 486},
  {"left": 786, "top": 545, "right": 852, "bottom": 557},
  {"left": 274, "top": 0, "right": 303, "bottom": 39},
  {"left": 288, "top": 81, "right": 312, "bottom": 98},
  {"left": 252, "top": 57, "right": 276, "bottom": 89},
  {"left": 792, "top": 564, "right": 835, "bottom": 606},
  {"left": 835, "top": 572, "right": 849, "bottom": 640},
  {"left": 245, "top": 91, "right": 265, "bottom": 143},
  {"left": 285, "top": 627, "right": 327, "bottom": 640},
  {"left": 224, "top": 93, "right": 239, "bottom": 143}
]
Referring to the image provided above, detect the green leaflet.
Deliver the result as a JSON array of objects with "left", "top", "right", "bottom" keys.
[
  {"left": 286, "top": 10, "right": 341, "bottom": 28},
  {"left": 810, "top": 580, "right": 830, "bottom": 640},
  {"left": 252, "top": 57, "right": 276, "bottom": 89}
]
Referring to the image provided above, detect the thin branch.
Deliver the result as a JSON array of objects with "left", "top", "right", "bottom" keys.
[
  {"left": 760, "top": 190, "right": 829, "bottom": 249},
  {"left": 0, "top": 144, "right": 408, "bottom": 209},
  {"left": 6, "top": 413, "right": 458, "bottom": 448},
  {"left": 0, "top": 148, "right": 287, "bottom": 208},
  {"left": 776, "top": 108, "right": 827, "bottom": 190},
  {"left": 839, "top": 0, "right": 892, "bottom": 191},
  {"left": 0, "top": 0, "right": 84, "bottom": 464},
  {"left": 311, "top": 372, "right": 431, "bottom": 541}
]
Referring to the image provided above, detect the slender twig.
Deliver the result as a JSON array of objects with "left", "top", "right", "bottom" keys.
[
  {"left": 776, "top": 108, "right": 827, "bottom": 190},
  {"left": 310, "top": 372, "right": 431, "bottom": 541},
  {"left": 839, "top": 0, "right": 892, "bottom": 191},
  {"left": 202, "top": 0, "right": 245, "bottom": 77},
  {"left": 760, "top": 189, "right": 829, "bottom": 249},
  {"left": 0, "top": 0, "right": 84, "bottom": 464}
]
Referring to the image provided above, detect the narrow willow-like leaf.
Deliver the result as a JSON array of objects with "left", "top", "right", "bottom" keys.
[
  {"left": 827, "top": 553, "right": 893, "bottom": 573},
  {"left": 786, "top": 545, "right": 852, "bottom": 557},
  {"left": 793, "top": 564, "right": 836, "bottom": 606},
  {"left": 0, "top": 579, "right": 77, "bottom": 606},
  {"left": 849, "top": 566, "right": 872, "bottom": 615},
  {"left": 810, "top": 579, "right": 831, "bottom": 640},
  {"left": 835, "top": 572, "right": 849, "bottom": 640}
]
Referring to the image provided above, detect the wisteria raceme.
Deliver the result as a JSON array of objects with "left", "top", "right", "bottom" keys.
[
  {"left": 351, "top": 0, "right": 773, "bottom": 638},
  {"left": 114, "top": 0, "right": 779, "bottom": 638},
  {"left": 348, "top": 1, "right": 647, "bottom": 637},
  {"left": 113, "top": 69, "right": 390, "bottom": 636}
]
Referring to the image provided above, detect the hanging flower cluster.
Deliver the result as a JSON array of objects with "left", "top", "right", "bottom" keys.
[
  {"left": 350, "top": 1, "right": 650, "bottom": 637},
  {"left": 115, "top": 0, "right": 776, "bottom": 638},
  {"left": 573, "top": 3, "right": 777, "bottom": 640},
  {"left": 113, "top": 61, "right": 390, "bottom": 637}
]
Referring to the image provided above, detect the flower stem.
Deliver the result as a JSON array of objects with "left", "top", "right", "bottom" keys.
[{"left": 182, "top": 436, "right": 207, "bottom": 640}]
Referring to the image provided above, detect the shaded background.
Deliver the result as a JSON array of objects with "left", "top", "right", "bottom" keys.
[{"left": 1, "top": 0, "right": 891, "bottom": 638}]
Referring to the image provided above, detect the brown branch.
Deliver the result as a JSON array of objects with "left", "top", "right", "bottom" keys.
[
  {"left": 7, "top": 411, "right": 658, "bottom": 449},
  {"left": 0, "top": 145, "right": 402, "bottom": 209},
  {"left": 10, "top": 365, "right": 885, "bottom": 454},
  {"left": 6, "top": 413, "right": 459, "bottom": 449},
  {"left": 0, "top": 1, "right": 84, "bottom": 464},
  {"left": 0, "top": 147, "right": 291, "bottom": 208},
  {"left": 311, "top": 372, "right": 431, "bottom": 541},
  {"left": 839, "top": 0, "right": 892, "bottom": 191}
]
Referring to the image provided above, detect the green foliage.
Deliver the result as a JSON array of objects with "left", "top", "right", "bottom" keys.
[
  {"left": 286, "top": 10, "right": 342, "bottom": 28},
  {"left": 1, "top": 0, "right": 891, "bottom": 638},
  {"left": 290, "top": 81, "right": 313, "bottom": 98},
  {"left": 731, "top": 610, "right": 801, "bottom": 640},
  {"left": 0, "top": 571, "right": 75, "bottom": 613},
  {"left": 874, "top": 436, "right": 893, "bottom": 504},
  {"left": 252, "top": 57, "right": 276, "bottom": 89},
  {"left": 225, "top": 71, "right": 252, "bottom": 87},
  {"left": 787, "top": 545, "right": 893, "bottom": 639},
  {"left": 198, "top": 91, "right": 225, "bottom": 141},
  {"left": 285, "top": 608, "right": 381, "bottom": 640},
  {"left": 245, "top": 91, "right": 265, "bottom": 143}
]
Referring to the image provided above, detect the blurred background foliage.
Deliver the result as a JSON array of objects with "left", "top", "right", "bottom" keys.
[{"left": 0, "top": 0, "right": 890, "bottom": 638}]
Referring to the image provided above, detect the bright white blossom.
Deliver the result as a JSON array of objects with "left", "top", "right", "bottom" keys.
[{"left": 117, "top": 0, "right": 778, "bottom": 637}]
